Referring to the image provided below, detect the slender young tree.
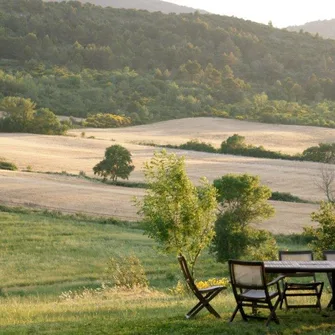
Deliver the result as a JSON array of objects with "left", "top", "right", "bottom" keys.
[{"left": 135, "top": 150, "right": 218, "bottom": 275}]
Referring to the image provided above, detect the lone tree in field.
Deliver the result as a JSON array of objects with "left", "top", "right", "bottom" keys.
[
  {"left": 136, "top": 150, "right": 218, "bottom": 275},
  {"left": 93, "top": 144, "right": 134, "bottom": 182},
  {"left": 211, "top": 173, "right": 276, "bottom": 262}
]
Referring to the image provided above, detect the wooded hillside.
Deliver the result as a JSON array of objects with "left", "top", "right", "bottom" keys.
[
  {"left": 44, "top": 0, "right": 208, "bottom": 14},
  {"left": 1, "top": 0, "right": 335, "bottom": 127}
]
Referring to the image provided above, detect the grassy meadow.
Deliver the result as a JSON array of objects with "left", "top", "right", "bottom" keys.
[
  {"left": 0, "top": 207, "right": 335, "bottom": 334},
  {"left": 3, "top": 117, "right": 335, "bottom": 334}
]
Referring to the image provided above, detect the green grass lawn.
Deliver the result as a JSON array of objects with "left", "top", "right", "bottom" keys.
[{"left": 0, "top": 208, "right": 335, "bottom": 334}]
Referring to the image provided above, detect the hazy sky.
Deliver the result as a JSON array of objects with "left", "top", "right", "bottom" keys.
[{"left": 166, "top": 0, "right": 335, "bottom": 27}]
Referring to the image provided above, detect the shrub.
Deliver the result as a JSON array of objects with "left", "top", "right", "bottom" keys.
[
  {"left": 0, "top": 160, "right": 18, "bottom": 171},
  {"left": 244, "top": 228, "right": 278, "bottom": 261},
  {"left": 303, "top": 201, "right": 335, "bottom": 258},
  {"left": 106, "top": 255, "right": 148, "bottom": 289},
  {"left": 84, "top": 113, "right": 131, "bottom": 128},
  {"left": 179, "top": 139, "right": 217, "bottom": 153},
  {"left": 270, "top": 191, "right": 309, "bottom": 203}
]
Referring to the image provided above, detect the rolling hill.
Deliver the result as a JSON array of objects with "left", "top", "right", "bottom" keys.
[
  {"left": 287, "top": 18, "right": 335, "bottom": 40},
  {"left": 44, "top": 0, "right": 208, "bottom": 14}
]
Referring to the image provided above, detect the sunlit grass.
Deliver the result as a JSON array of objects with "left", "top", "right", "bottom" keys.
[
  {"left": 1, "top": 208, "right": 335, "bottom": 334},
  {"left": 0, "top": 290, "right": 334, "bottom": 334}
]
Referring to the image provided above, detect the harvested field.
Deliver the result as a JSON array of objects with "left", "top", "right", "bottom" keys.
[{"left": 1, "top": 117, "right": 333, "bottom": 234}]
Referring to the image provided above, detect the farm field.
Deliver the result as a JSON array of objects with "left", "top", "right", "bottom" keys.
[{"left": 1, "top": 117, "right": 333, "bottom": 234}]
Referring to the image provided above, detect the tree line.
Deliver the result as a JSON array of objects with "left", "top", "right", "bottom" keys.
[{"left": 1, "top": 1, "right": 335, "bottom": 128}]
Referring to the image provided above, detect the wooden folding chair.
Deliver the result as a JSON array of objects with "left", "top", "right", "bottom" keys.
[
  {"left": 323, "top": 250, "right": 335, "bottom": 308},
  {"left": 279, "top": 250, "right": 324, "bottom": 310},
  {"left": 177, "top": 254, "right": 226, "bottom": 319},
  {"left": 229, "top": 259, "right": 284, "bottom": 326}
]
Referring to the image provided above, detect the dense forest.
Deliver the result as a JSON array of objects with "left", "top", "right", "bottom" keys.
[
  {"left": 44, "top": 0, "right": 207, "bottom": 14},
  {"left": 287, "top": 19, "right": 335, "bottom": 40},
  {"left": 1, "top": 0, "right": 335, "bottom": 128}
]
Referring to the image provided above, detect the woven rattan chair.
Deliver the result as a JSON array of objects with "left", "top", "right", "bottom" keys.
[
  {"left": 279, "top": 250, "right": 324, "bottom": 310},
  {"left": 228, "top": 260, "right": 284, "bottom": 326},
  {"left": 323, "top": 250, "right": 335, "bottom": 308},
  {"left": 178, "top": 254, "right": 226, "bottom": 319}
]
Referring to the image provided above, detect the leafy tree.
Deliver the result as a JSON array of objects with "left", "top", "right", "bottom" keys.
[
  {"left": 304, "top": 202, "right": 335, "bottom": 258},
  {"left": 220, "top": 134, "right": 246, "bottom": 152},
  {"left": 211, "top": 173, "right": 275, "bottom": 262},
  {"left": 136, "top": 150, "right": 218, "bottom": 275},
  {"left": 93, "top": 145, "right": 135, "bottom": 182},
  {"left": 0, "top": 96, "right": 36, "bottom": 131},
  {"left": 302, "top": 143, "right": 335, "bottom": 163},
  {"left": 30, "top": 108, "right": 67, "bottom": 135}
]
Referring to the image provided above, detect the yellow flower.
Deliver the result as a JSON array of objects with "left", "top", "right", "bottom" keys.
[{"left": 196, "top": 278, "right": 229, "bottom": 289}]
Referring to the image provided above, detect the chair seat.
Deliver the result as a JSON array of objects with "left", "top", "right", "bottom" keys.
[
  {"left": 198, "top": 285, "right": 225, "bottom": 294},
  {"left": 240, "top": 289, "right": 278, "bottom": 300}
]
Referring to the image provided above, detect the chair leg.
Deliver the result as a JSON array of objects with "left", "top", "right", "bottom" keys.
[
  {"left": 205, "top": 303, "right": 221, "bottom": 318},
  {"left": 229, "top": 305, "right": 239, "bottom": 323},
  {"left": 316, "top": 283, "right": 324, "bottom": 311},
  {"left": 186, "top": 301, "right": 203, "bottom": 319},
  {"left": 280, "top": 285, "right": 289, "bottom": 310},
  {"left": 266, "top": 297, "right": 280, "bottom": 326},
  {"left": 186, "top": 290, "right": 222, "bottom": 318},
  {"left": 327, "top": 297, "right": 333, "bottom": 309}
]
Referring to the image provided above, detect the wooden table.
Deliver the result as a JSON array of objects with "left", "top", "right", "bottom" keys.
[{"left": 264, "top": 260, "right": 335, "bottom": 309}]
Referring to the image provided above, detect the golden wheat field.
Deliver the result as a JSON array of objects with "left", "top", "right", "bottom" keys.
[{"left": 2, "top": 117, "right": 335, "bottom": 234}]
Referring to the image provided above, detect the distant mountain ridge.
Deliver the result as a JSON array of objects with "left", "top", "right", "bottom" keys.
[
  {"left": 287, "top": 18, "right": 335, "bottom": 40},
  {"left": 44, "top": 0, "right": 209, "bottom": 14}
]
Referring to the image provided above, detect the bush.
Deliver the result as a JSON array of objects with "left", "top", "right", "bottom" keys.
[
  {"left": 303, "top": 201, "right": 335, "bottom": 258},
  {"left": 244, "top": 228, "right": 278, "bottom": 261},
  {"left": 84, "top": 113, "right": 131, "bottom": 128},
  {"left": 179, "top": 139, "right": 217, "bottom": 153},
  {"left": 105, "top": 255, "right": 148, "bottom": 289},
  {"left": 270, "top": 191, "right": 309, "bottom": 203},
  {"left": 0, "top": 160, "right": 18, "bottom": 171}
]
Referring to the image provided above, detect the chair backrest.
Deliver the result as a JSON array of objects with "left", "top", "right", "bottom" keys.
[
  {"left": 324, "top": 250, "right": 335, "bottom": 261},
  {"left": 177, "top": 254, "right": 199, "bottom": 294},
  {"left": 279, "top": 250, "right": 313, "bottom": 261},
  {"left": 228, "top": 260, "right": 266, "bottom": 290}
]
